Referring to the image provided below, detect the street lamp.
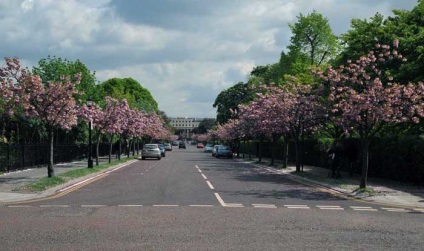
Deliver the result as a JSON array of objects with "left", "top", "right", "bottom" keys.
[{"left": 87, "top": 98, "right": 93, "bottom": 168}]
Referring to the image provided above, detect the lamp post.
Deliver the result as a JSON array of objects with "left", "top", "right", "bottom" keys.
[{"left": 87, "top": 98, "right": 93, "bottom": 168}]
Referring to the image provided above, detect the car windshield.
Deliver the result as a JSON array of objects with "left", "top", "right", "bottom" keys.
[
  {"left": 144, "top": 145, "right": 157, "bottom": 149},
  {"left": 219, "top": 146, "right": 230, "bottom": 150}
]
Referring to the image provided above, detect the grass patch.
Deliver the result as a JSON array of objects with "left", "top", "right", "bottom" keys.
[{"left": 22, "top": 157, "right": 137, "bottom": 192}]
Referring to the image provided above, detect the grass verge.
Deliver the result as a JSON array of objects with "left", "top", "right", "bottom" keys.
[{"left": 22, "top": 157, "right": 138, "bottom": 192}]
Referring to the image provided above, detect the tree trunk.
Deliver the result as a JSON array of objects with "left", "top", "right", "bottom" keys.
[
  {"left": 108, "top": 133, "right": 113, "bottom": 163},
  {"left": 295, "top": 138, "right": 301, "bottom": 172},
  {"left": 360, "top": 139, "right": 370, "bottom": 189},
  {"left": 282, "top": 140, "right": 289, "bottom": 169},
  {"left": 47, "top": 127, "right": 54, "bottom": 177},
  {"left": 270, "top": 135, "right": 278, "bottom": 166},
  {"left": 118, "top": 135, "right": 121, "bottom": 160},
  {"left": 258, "top": 138, "right": 263, "bottom": 163}
]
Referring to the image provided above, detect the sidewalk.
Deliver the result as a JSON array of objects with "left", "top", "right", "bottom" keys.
[
  {"left": 0, "top": 156, "right": 126, "bottom": 204},
  {"left": 236, "top": 155, "right": 424, "bottom": 209}
]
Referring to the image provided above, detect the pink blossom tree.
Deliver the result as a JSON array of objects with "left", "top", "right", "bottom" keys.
[
  {"left": 0, "top": 58, "right": 29, "bottom": 142},
  {"left": 21, "top": 73, "right": 82, "bottom": 177},
  {"left": 317, "top": 41, "right": 408, "bottom": 188}
]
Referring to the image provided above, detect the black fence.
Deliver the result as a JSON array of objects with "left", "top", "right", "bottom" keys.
[{"left": 0, "top": 143, "right": 128, "bottom": 173}]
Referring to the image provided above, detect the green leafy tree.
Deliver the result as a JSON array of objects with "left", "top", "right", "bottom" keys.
[
  {"left": 213, "top": 82, "right": 257, "bottom": 124},
  {"left": 98, "top": 78, "right": 159, "bottom": 113},
  {"left": 32, "top": 55, "right": 98, "bottom": 103},
  {"left": 289, "top": 11, "right": 340, "bottom": 66},
  {"left": 195, "top": 118, "right": 216, "bottom": 134}
]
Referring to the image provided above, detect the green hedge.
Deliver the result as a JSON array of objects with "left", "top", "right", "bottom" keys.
[{"left": 240, "top": 137, "right": 424, "bottom": 185}]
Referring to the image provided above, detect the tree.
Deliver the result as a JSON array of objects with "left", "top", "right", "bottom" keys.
[
  {"left": 195, "top": 118, "right": 216, "bottom": 134},
  {"left": 317, "top": 42, "right": 407, "bottom": 189},
  {"left": 22, "top": 73, "right": 81, "bottom": 177},
  {"left": 213, "top": 82, "right": 257, "bottom": 124},
  {"left": 32, "top": 55, "right": 98, "bottom": 102},
  {"left": 98, "top": 78, "right": 159, "bottom": 113},
  {"left": 289, "top": 11, "right": 339, "bottom": 66}
]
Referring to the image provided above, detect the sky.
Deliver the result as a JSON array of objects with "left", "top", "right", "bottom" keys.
[{"left": 0, "top": 0, "right": 418, "bottom": 118}]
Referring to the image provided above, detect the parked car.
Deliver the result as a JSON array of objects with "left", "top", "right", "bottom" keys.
[
  {"left": 158, "top": 144, "right": 166, "bottom": 157},
  {"left": 204, "top": 143, "right": 214, "bottom": 153},
  {"left": 141, "top": 144, "right": 161, "bottom": 160},
  {"left": 197, "top": 143, "right": 204, "bottom": 148},
  {"left": 216, "top": 145, "right": 233, "bottom": 158},
  {"left": 172, "top": 141, "right": 179, "bottom": 146},
  {"left": 164, "top": 143, "right": 172, "bottom": 151},
  {"left": 212, "top": 145, "right": 222, "bottom": 156},
  {"left": 179, "top": 142, "right": 186, "bottom": 149}
]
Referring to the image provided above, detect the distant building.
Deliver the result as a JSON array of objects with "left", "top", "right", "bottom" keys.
[{"left": 170, "top": 117, "right": 206, "bottom": 138}]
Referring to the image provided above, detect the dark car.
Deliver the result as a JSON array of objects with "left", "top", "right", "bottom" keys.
[
  {"left": 158, "top": 144, "right": 166, "bottom": 157},
  {"left": 179, "top": 142, "right": 186, "bottom": 149},
  {"left": 216, "top": 145, "right": 233, "bottom": 158}
]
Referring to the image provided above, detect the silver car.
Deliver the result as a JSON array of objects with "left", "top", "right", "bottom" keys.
[{"left": 142, "top": 144, "right": 161, "bottom": 160}]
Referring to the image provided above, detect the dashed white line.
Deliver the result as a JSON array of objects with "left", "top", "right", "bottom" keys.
[
  {"left": 284, "top": 204, "right": 310, "bottom": 209},
  {"left": 201, "top": 173, "right": 208, "bottom": 180},
  {"left": 317, "top": 205, "right": 344, "bottom": 210},
  {"left": 153, "top": 205, "right": 179, "bottom": 207},
  {"left": 118, "top": 205, "right": 143, "bottom": 207},
  {"left": 350, "top": 206, "right": 378, "bottom": 211},
  {"left": 381, "top": 207, "right": 409, "bottom": 212},
  {"left": 39, "top": 205, "right": 70, "bottom": 208},
  {"left": 253, "top": 204, "right": 277, "bottom": 208},
  {"left": 225, "top": 203, "right": 244, "bottom": 208},
  {"left": 81, "top": 205, "right": 106, "bottom": 208},
  {"left": 7, "top": 205, "right": 32, "bottom": 208},
  {"left": 189, "top": 205, "right": 214, "bottom": 207},
  {"left": 206, "top": 181, "right": 215, "bottom": 190}
]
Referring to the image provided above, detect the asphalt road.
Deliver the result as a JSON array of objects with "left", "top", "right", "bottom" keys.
[{"left": 1, "top": 146, "right": 423, "bottom": 250}]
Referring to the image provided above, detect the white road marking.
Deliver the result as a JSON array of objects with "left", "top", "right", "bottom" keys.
[
  {"left": 414, "top": 208, "right": 424, "bottom": 212},
  {"left": 214, "top": 193, "right": 226, "bottom": 207},
  {"left": 153, "top": 205, "right": 179, "bottom": 207},
  {"left": 39, "top": 205, "right": 70, "bottom": 208},
  {"left": 225, "top": 203, "right": 244, "bottom": 208},
  {"left": 317, "top": 205, "right": 344, "bottom": 210},
  {"left": 381, "top": 207, "right": 409, "bottom": 212},
  {"left": 201, "top": 173, "right": 208, "bottom": 180},
  {"left": 285, "top": 206, "right": 310, "bottom": 209},
  {"left": 7, "top": 205, "right": 32, "bottom": 208},
  {"left": 253, "top": 204, "right": 277, "bottom": 208},
  {"left": 206, "top": 181, "right": 215, "bottom": 190},
  {"left": 350, "top": 206, "right": 378, "bottom": 211},
  {"left": 189, "top": 205, "right": 214, "bottom": 207},
  {"left": 81, "top": 205, "right": 106, "bottom": 207},
  {"left": 197, "top": 169, "right": 202, "bottom": 173},
  {"left": 118, "top": 205, "right": 143, "bottom": 207}
]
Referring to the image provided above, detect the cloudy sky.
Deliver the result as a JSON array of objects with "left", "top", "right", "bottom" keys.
[{"left": 0, "top": 0, "right": 418, "bottom": 118}]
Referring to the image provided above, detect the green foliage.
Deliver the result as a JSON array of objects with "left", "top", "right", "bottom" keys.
[
  {"left": 288, "top": 10, "right": 340, "bottom": 66},
  {"left": 32, "top": 55, "right": 98, "bottom": 103},
  {"left": 195, "top": 118, "right": 216, "bottom": 134},
  {"left": 98, "top": 78, "right": 159, "bottom": 113},
  {"left": 213, "top": 82, "right": 258, "bottom": 124}
]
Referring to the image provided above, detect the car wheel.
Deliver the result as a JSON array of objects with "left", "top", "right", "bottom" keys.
[
  {"left": 141, "top": 157, "right": 145, "bottom": 160},
  {"left": 158, "top": 157, "right": 161, "bottom": 160}
]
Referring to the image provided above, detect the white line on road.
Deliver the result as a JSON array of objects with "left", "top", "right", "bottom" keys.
[
  {"left": 317, "top": 205, "right": 344, "bottom": 210},
  {"left": 153, "top": 205, "right": 179, "bottom": 207},
  {"left": 350, "top": 206, "right": 378, "bottom": 211},
  {"left": 118, "top": 205, "right": 143, "bottom": 207},
  {"left": 414, "top": 208, "right": 424, "bottom": 212},
  {"left": 7, "top": 205, "right": 32, "bottom": 208},
  {"left": 253, "top": 204, "right": 277, "bottom": 208},
  {"left": 81, "top": 205, "right": 106, "bottom": 207},
  {"left": 206, "top": 181, "right": 215, "bottom": 190},
  {"left": 201, "top": 173, "right": 208, "bottom": 180},
  {"left": 225, "top": 203, "right": 244, "bottom": 207},
  {"left": 39, "top": 205, "right": 70, "bottom": 208},
  {"left": 214, "top": 193, "right": 226, "bottom": 207},
  {"left": 189, "top": 205, "right": 214, "bottom": 207},
  {"left": 381, "top": 207, "right": 409, "bottom": 212}
]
